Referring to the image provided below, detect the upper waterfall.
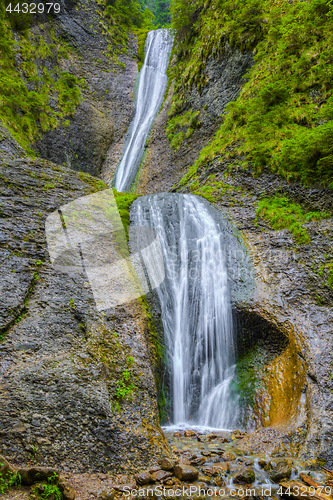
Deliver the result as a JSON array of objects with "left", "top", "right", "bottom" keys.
[
  {"left": 131, "top": 193, "right": 241, "bottom": 429},
  {"left": 113, "top": 29, "right": 173, "bottom": 193}
]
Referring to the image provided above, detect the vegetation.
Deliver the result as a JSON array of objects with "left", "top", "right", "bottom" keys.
[
  {"left": 137, "top": 30, "right": 149, "bottom": 71},
  {"left": 0, "top": 466, "right": 21, "bottom": 495},
  {"left": 170, "top": 0, "right": 333, "bottom": 187},
  {"left": 146, "top": 0, "right": 171, "bottom": 26},
  {"left": 0, "top": 2, "right": 84, "bottom": 154},
  {"left": 166, "top": 109, "right": 201, "bottom": 148},
  {"left": 255, "top": 195, "right": 330, "bottom": 244},
  {"left": 115, "top": 369, "right": 136, "bottom": 399},
  {"left": 113, "top": 189, "right": 140, "bottom": 239},
  {"left": 30, "top": 473, "right": 62, "bottom": 500},
  {"left": 101, "top": 0, "right": 155, "bottom": 52}
]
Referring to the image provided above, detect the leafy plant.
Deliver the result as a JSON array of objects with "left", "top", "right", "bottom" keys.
[
  {"left": 0, "top": 466, "right": 21, "bottom": 494},
  {"left": 115, "top": 369, "right": 135, "bottom": 399}
]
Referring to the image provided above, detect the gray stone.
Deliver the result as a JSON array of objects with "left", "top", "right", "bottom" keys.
[
  {"left": 174, "top": 464, "right": 199, "bottom": 482},
  {"left": 158, "top": 457, "right": 174, "bottom": 471},
  {"left": 233, "top": 468, "right": 256, "bottom": 485}
]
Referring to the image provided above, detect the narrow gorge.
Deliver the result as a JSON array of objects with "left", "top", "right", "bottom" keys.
[{"left": 0, "top": 0, "right": 333, "bottom": 499}]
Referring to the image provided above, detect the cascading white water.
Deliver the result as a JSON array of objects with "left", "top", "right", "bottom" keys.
[
  {"left": 114, "top": 29, "right": 173, "bottom": 192},
  {"left": 131, "top": 193, "right": 239, "bottom": 429}
]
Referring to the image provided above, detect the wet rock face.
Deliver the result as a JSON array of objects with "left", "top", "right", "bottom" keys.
[
  {"left": 33, "top": 0, "right": 137, "bottom": 177},
  {"left": 0, "top": 156, "right": 168, "bottom": 472},
  {"left": 178, "top": 162, "right": 333, "bottom": 465},
  {"left": 133, "top": 43, "right": 253, "bottom": 196}
]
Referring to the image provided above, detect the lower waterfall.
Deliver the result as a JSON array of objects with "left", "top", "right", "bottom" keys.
[{"left": 131, "top": 193, "right": 240, "bottom": 429}]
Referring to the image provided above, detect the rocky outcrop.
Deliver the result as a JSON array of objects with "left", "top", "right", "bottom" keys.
[
  {"left": 0, "top": 146, "right": 168, "bottom": 472},
  {"left": 32, "top": 0, "right": 137, "bottom": 177},
  {"left": 134, "top": 43, "right": 252, "bottom": 196}
]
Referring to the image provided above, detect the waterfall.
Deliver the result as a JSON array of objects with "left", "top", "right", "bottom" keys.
[
  {"left": 114, "top": 29, "right": 173, "bottom": 193},
  {"left": 131, "top": 193, "right": 239, "bottom": 429}
]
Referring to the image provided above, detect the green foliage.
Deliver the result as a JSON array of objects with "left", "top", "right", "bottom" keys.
[
  {"left": 171, "top": 0, "right": 333, "bottom": 187},
  {"left": 0, "top": 466, "right": 21, "bottom": 494},
  {"left": 146, "top": 0, "right": 171, "bottom": 26},
  {"left": 0, "top": 4, "right": 84, "bottom": 153},
  {"left": 115, "top": 369, "right": 135, "bottom": 399},
  {"left": 188, "top": 174, "right": 239, "bottom": 202},
  {"left": 137, "top": 30, "right": 149, "bottom": 71},
  {"left": 255, "top": 195, "right": 330, "bottom": 244},
  {"left": 102, "top": 0, "right": 154, "bottom": 51},
  {"left": 30, "top": 473, "right": 62, "bottom": 500}
]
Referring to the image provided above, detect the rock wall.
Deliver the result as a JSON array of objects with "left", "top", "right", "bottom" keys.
[
  {"left": 134, "top": 44, "right": 252, "bottom": 195},
  {"left": 33, "top": 0, "right": 137, "bottom": 177},
  {"left": 181, "top": 164, "right": 333, "bottom": 465},
  {"left": 0, "top": 145, "right": 168, "bottom": 472},
  {"left": 130, "top": 38, "right": 333, "bottom": 465}
]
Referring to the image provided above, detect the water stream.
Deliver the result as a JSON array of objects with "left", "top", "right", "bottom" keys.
[
  {"left": 131, "top": 194, "right": 240, "bottom": 428},
  {"left": 113, "top": 29, "right": 173, "bottom": 192},
  {"left": 114, "top": 29, "right": 244, "bottom": 429}
]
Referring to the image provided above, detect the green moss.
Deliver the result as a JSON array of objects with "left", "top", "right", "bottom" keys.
[
  {"left": 171, "top": 0, "right": 333, "bottom": 187},
  {"left": 101, "top": 0, "right": 154, "bottom": 64},
  {"left": 78, "top": 172, "right": 108, "bottom": 192},
  {"left": 231, "top": 345, "right": 268, "bottom": 414},
  {"left": 113, "top": 189, "right": 140, "bottom": 239},
  {"left": 255, "top": 195, "right": 330, "bottom": 245},
  {"left": 166, "top": 109, "right": 201, "bottom": 148},
  {"left": 137, "top": 30, "right": 149, "bottom": 71}
]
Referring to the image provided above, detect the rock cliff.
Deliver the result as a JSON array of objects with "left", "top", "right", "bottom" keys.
[{"left": 0, "top": 148, "right": 168, "bottom": 473}]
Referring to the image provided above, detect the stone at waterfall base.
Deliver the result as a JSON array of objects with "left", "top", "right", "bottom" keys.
[
  {"left": 267, "top": 460, "right": 292, "bottom": 482},
  {"left": 158, "top": 457, "right": 175, "bottom": 471},
  {"left": 150, "top": 470, "right": 172, "bottom": 482},
  {"left": 18, "top": 466, "right": 60, "bottom": 485},
  {"left": 174, "top": 464, "right": 199, "bottom": 482},
  {"left": 233, "top": 468, "right": 256, "bottom": 485},
  {"left": 135, "top": 471, "right": 154, "bottom": 485}
]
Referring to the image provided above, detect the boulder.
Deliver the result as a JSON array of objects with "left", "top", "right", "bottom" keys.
[
  {"left": 268, "top": 460, "right": 292, "bottom": 482},
  {"left": 174, "top": 464, "right": 199, "bottom": 482},
  {"left": 58, "top": 479, "right": 76, "bottom": 500},
  {"left": 18, "top": 466, "right": 59, "bottom": 486},
  {"left": 233, "top": 468, "right": 255, "bottom": 485},
  {"left": 184, "top": 430, "right": 196, "bottom": 437},
  {"left": 0, "top": 455, "right": 15, "bottom": 476},
  {"left": 135, "top": 471, "right": 154, "bottom": 485},
  {"left": 150, "top": 470, "right": 172, "bottom": 482},
  {"left": 179, "top": 456, "right": 191, "bottom": 465},
  {"left": 222, "top": 452, "right": 236, "bottom": 462},
  {"left": 158, "top": 457, "right": 174, "bottom": 471}
]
